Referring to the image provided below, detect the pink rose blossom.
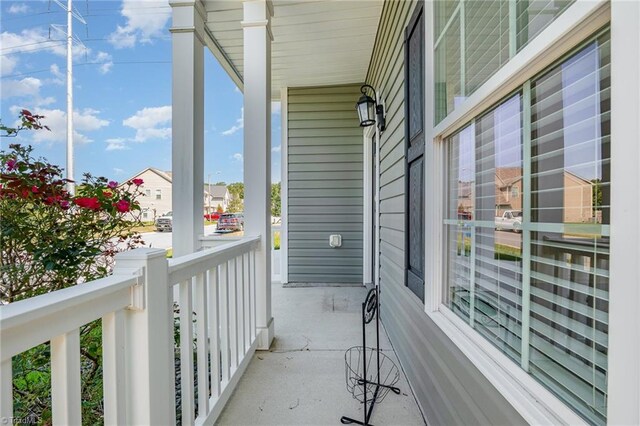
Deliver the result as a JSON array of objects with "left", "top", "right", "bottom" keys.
[
  {"left": 107, "top": 181, "right": 118, "bottom": 189},
  {"left": 114, "top": 199, "right": 131, "bottom": 213}
]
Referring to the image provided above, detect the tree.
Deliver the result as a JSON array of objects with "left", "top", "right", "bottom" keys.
[
  {"left": 213, "top": 181, "right": 226, "bottom": 186},
  {"left": 227, "top": 197, "right": 243, "bottom": 213},
  {"left": 227, "top": 182, "right": 244, "bottom": 200},
  {"left": 271, "top": 182, "right": 281, "bottom": 217}
]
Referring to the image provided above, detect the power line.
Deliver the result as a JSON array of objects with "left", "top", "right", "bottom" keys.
[{"left": 1, "top": 60, "right": 172, "bottom": 80}]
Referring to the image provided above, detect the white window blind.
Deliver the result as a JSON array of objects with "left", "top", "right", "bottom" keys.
[{"left": 444, "top": 30, "right": 610, "bottom": 425}]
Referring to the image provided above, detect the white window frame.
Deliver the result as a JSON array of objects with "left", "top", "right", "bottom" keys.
[
  {"left": 423, "top": 1, "right": 615, "bottom": 424},
  {"left": 155, "top": 189, "right": 162, "bottom": 200}
]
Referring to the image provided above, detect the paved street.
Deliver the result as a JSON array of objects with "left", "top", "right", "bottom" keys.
[
  {"left": 138, "top": 225, "right": 219, "bottom": 250},
  {"left": 495, "top": 230, "right": 522, "bottom": 248}
]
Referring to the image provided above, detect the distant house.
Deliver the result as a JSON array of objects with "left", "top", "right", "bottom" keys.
[
  {"left": 494, "top": 168, "right": 593, "bottom": 222},
  {"left": 125, "top": 168, "right": 173, "bottom": 222},
  {"left": 126, "top": 168, "right": 227, "bottom": 221},
  {"left": 204, "top": 184, "right": 231, "bottom": 213}
]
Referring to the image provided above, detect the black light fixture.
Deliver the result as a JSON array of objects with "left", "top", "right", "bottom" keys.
[{"left": 356, "top": 84, "right": 385, "bottom": 132}]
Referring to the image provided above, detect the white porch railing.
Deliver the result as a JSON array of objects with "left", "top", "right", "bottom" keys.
[
  {"left": 169, "top": 235, "right": 260, "bottom": 425},
  {"left": 0, "top": 235, "right": 261, "bottom": 425}
]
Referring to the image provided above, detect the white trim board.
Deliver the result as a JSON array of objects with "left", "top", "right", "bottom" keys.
[{"left": 280, "top": 87, "right": 289, "bottom": 285}]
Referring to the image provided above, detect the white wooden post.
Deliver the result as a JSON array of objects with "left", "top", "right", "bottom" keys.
[
  {"left": 242, "top": 0, "right": 275, "bottom": 350},
  {"left": 114, "top": 248, "right": 175, "bottom": 425},
  {"left": 50, "top": 329, "right": 82, "bottom": 425},
  {"left": 608, "top": 2, "right": 640, "bottom": 423},
  {"left": 170, "top": 0, "right": 206, "bottom": 256},
  {"left": 0, "top": 359, "right": 12, "bottom": 421}
]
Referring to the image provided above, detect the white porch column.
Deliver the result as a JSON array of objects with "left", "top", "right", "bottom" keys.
[
  {"left": 170, "top": 0, "right": 206, "bottom": 256},
  {"left": 242, "top": 0, "right": 274, "bottom": 350},
  {"left": 608, "top": 1, "right": 640, "bottom": 423}
]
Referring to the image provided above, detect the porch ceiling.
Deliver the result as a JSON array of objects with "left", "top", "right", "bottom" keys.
[{"left": 203, "top": 0, "right": 384, "bottom": 99}]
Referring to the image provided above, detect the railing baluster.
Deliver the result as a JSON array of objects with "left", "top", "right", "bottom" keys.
[
  {"left": 0, "top": 358, "right": 13, "bottom": 420},
  {"left": 229, "top": 258, "right": 238, "bottom": 369},
  {"left": 237, "top": 254, "right": 245, "bottom": 356},
  {"left": 243, "top": 252, "right": 250, "bottom": 349},
  {"left": 208, "top": 267, "right": 221, "bottom": 400},
  {"left": 51, "top": 329, "right": 82, "bottom": 426},
  {"left": 179, "top": 279, "right": 195, "bottom": 425},
  {"left": 102, "top": 310, "right": 126, "bottom": 426},
  {"left": 194, "top": 272, "right": 209, "bottom": 419},
  {"left": 251, "top": 249, "right": 257, "bottom": 340},
  {"left": 219, "top": 262, "right": 230, "bottom": 384}
]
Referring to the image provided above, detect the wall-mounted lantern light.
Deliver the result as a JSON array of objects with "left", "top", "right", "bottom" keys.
[{"left": 356, "top": 84, "right": 386, "bottom": 132}]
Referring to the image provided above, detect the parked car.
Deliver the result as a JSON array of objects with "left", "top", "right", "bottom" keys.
[
  {"left": 495, "top": 210, "right": 522, "bottom": 233},
  {"left": 216, "top": 213, "right": 244, "bottom": 232},
  {"left": 205, "top": 212, "right": 221, "bottom": 221},
  {"left": 155, "top": 211, "right": 173, "bottom": 232}
]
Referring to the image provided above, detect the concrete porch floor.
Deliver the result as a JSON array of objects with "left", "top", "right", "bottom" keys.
[{"left": 217, "top": 283, "right": 425, "bottom": 425}]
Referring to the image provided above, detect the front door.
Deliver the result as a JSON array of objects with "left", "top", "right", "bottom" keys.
[{"left": 405, "top": 4, "right": 425, "bottom": 301}]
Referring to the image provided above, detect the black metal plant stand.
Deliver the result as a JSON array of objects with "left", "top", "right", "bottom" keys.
[{"left": 340, "top": 287, "right": 401, "bottom": 426}]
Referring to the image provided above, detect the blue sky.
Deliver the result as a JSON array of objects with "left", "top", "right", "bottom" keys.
[{"left": 1, "top": 0, "right": 281, "bottom": 184}]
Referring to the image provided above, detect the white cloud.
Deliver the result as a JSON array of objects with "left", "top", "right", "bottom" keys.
[
  {"left": 8, "top": 3, "right": 29, "bottom": 14},
  {"left": 123, "top": 105, "right": 171, "bottom": 142},
  {"left": 95, "top": 51, "right": 113, "bottom": 74},
  {"left": 49, "top": 64, "right": 64, "bottom": 84},
  {"left": 105, "top": 138, "right": 129, "bottom": 151},
  {"left": 108, "top": 0, "right": 171, "bottom": 49},
  {"left": 1, "top": 77, "right": 42, "bottom": 99},
  {"left": 222, "top": 108, "right": 243, "bottom": 136},
  {"left": 231, "top": 153, "right": 243, "bottom": 162},
  {"left": 9, "top": 106, "right": 109, "bottom": 144},
  {"left": 272, "top": 145, "right": 281, "bottom": 152},
  {"left": 113, "top": 168, "right": 126, "bottom": 175},
  {"left": 1, "top": 55, "right": 19, "bottom": 77}
]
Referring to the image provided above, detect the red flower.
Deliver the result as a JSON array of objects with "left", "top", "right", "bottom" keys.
[
  {"left": 131, "top": 178, "right": 143, "bottom": 186},
  {"left": 114, "top": 199, "right": 130, "bottom": 213},
  {"left": 103, "top": 190, "right": 113, "bottom": 198},
  {"left": 21, "top": 189, "right": 29, "bottom": 198},
  {"left": 60, "top": 200, "right": 70, "bottom": 210},
  {"left": 74, "top": 197, "right": 101, "bottom": 210},
  {"left": 31, "top": 186, "right": 39, "bottom": 194},
  {"left": 6, "top": 159, "right": 17, "bottom": 171},
  {"left": 107, "top": 181, "right": 118, "bottom": 189}
]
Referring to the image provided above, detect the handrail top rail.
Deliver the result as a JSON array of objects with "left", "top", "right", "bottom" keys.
[
  {"left": 168, "top": 235, "right": 261, "bottom": 284},
  {"left": 0, "top": 273, "right": 140, "bottom": 330}
]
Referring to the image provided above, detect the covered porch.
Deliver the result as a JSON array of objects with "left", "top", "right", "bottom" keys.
[{"left": 217, "top": 282, "right": 423, "bottom": 425}]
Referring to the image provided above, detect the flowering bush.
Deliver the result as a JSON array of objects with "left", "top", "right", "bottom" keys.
[
  {"left": 0, "top": 143, "right": 146, "bottom": 423},
  {"left": 0, "top": 144, "right": 145, "bottom": 302}
]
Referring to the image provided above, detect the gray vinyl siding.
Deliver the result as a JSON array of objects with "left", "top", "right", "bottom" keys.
[
  {"left": 287, "top": 85, "right": 364, "bottom": 284},
  {"left": 367, "top": 1, "right": 526, "bottom": 424}
]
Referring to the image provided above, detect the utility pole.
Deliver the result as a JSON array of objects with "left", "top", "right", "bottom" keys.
[
  {"left": 66, "top": 0, "right": 73, "bottom": 194},
  {"left": 51, "top": 0, "right": 86, "bottom": 195}
]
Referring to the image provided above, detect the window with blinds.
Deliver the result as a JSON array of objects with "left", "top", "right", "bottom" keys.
[
  {"left": 435, "top": 0, "right": 574, "bottom": 124},
  {"left": 529, "top": 31, "right": 610, "bottom": 425},
  {"left": 444, "top": 30, "right": 610, "bottom": 425}
]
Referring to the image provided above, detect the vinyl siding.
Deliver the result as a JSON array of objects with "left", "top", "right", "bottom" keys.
[
  {"left": 287, "top": 85, "right": 364, "bottom": 284},
  {"left": 366, "top": 1, "right": 525, "bottom": 424}
]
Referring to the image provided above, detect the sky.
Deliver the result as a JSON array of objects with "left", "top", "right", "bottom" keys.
[{"left": 0, "top": 0, "right": 282, "bottom": 184}]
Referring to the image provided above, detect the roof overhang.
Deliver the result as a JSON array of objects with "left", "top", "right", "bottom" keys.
[{"left": 202, "top": 0, "right": 384, "bottom": 99}]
